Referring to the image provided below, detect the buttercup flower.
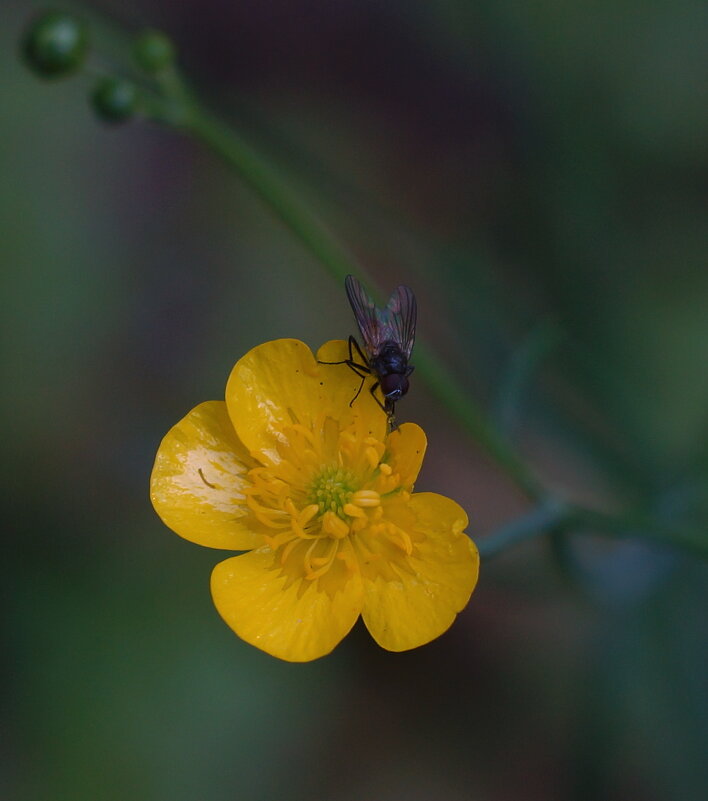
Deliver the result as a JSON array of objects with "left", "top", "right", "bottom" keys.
[{"left": 151, "top": 339, "right": 479, "bottom": 662}]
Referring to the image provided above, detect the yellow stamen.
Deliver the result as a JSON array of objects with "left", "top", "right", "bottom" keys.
[
  {"left": 375, "top": 473, "right": 400, "bottom": 494},
  {"left": 287, "top": 423, "right": 318, "bottom": 448},
  {"left": 387, "top": 523, "right": 413, "bottom": 555},
  {"left": 298, "top": 504, "right": 320, "bottom": 527},
  {"left": 246, "top": 495, "right": 289, "bottom": 528},
  {"left": 351, "top": 490, "right": 381, "bottom": 507},
  {"left": 302, "top": 539, "right": 319, "bottom": 577},
  {"left": 264, "top": 530, "right": 297, "bottom": 550},
  {"left": 365, "top": 446, "right": 380, "bottom": 469},
  {"left": 322, "top": 510, "right": 350, "bottom": 539},
  {"left": 289, "top": 513, "right": 306, "bottom": 540},
  {"left": 306, "top": 540, "right": 340, "bottom": 579},
  {"left": 336, "top": 541, "right": 359, "bottom": 573},
  {"left": 279, "top": 537, "right": 300, "bottom": 564},
  {"left": 379, "top": 462, "right": 392, "bottom": 475},
  {"left": 350, "top": 516, "right": 369, "bottom": 532},
  {"left": 343, "top": 503, "right": 366, "bottom": 519}
]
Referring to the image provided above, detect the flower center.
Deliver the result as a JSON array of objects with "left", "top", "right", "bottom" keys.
[
  {"left": 241, "top": 420, "right": 407, "bottom": 585},
  {"left": 308, "top": 465, "right": 356, "bottom": 517}
]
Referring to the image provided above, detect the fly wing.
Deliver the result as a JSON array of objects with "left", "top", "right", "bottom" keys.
[
  {"left": 345, "top": 275, "right": 388, "bottom": 357},
  {"left": 384, "top": 284, "right": 417, "bottom": 359}
]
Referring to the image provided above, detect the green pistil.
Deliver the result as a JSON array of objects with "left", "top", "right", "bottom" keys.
[{"left": 308, "top": 466, "right": 356, "bottom": 517}]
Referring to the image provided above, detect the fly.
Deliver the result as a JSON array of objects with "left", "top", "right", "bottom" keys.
[{"left": 320, "top": 274, "right": 417, "bottom": 420}]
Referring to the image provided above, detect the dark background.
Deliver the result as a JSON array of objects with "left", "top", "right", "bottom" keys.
[{"left": 3, "top": 1, "right": 707, "bottom": 799}]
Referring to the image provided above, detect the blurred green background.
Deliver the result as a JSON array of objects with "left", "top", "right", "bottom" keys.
[{"left": 3, "top": 1, "right": 707, "bottom": 799}]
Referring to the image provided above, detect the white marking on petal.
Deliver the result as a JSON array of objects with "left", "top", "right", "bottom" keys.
[{"left": 174, "top": 445, "right": 248, "bottom": 514}]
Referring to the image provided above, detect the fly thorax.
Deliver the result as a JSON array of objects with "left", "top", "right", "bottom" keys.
[{"left": 374, "top": 342, "right": 408, "bottom": 375}]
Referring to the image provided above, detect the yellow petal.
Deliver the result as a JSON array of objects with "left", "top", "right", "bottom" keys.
[
  {"left": 315, "top": 340, "right": 387, "bottom": 427},
  {"left": 150, "top": 401, "right": 263, "bottom": 551},
  {"left": 211, "top": 549, "right": 364, "bottom": 662},
  {"left": 384, "top": 422, "right": 427, "bottom": 488},
  {"left": 361, "top": 492, "right": 478, "bottom": 652},
  {"left": 226, "top": 339, "right": 386, "bottom": 462}
]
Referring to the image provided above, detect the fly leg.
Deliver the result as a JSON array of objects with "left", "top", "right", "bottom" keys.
[
  {"left": 349, "top": 337, "right": 370, "bottom": 369},
  {"left": 368, "top": 380, "right": 389, "bottom": 415},
  {"left": 318, "top": 336, "right": 368, "bottom": 370},
  {"left": 345, "top": 358, "right": 373, "bottom": 407},
  {"left": 349, "top": 371, "right": 367, "bottom": 406},
  {"left": 318, "top": 336, "right": 373, "bottom": 406}
]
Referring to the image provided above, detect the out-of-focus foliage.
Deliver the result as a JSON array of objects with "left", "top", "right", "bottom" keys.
[{"left": 3, "top": 1, "right": 707, "bottom": 800}]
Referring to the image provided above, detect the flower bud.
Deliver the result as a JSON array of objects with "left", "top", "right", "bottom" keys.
[
  {"left": 91, "top": 77, "right": 138, "bottom": 123},
  {"left": 133, "top": 29, "right": 176, "bottom": 74},
  {"left": 22, "top": 11, "right": 89, "bottom": 79}
]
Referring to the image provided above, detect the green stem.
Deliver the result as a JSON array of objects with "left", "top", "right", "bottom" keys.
[
  {"left": 569, "top": 507, "right": 708, "bottom": 559},
  {"left": 180, "top": 100, "right": 543, "bottom": 500},
  {"left": 479, "top": 498, "right": 570, "bottom": 559},
  {"left": 152, "top": 79, "right": 708, "bottom": 561},
  {"left": 480, "top": 500, "right": 708, "bottom": 561},
  {"left": 495, "top": 318, "right": 561, "bottom": 436},
  {"left": 184, "top": 103, "right": 356, "bottom": 284},
  {"left": 29, "top": 8, "right": 708, "bottom": 562},
  {"left": 413, "top": 342, "right": 543, "bottom": 499}
]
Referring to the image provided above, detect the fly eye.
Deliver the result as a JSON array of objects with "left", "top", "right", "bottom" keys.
[{"left": 381, "top": 374, "right": 409, "bottom": 399}]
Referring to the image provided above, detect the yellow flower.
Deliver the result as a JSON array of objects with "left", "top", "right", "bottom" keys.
[{"left": 150, "top": 339, "right": 479, "bottom": 662}]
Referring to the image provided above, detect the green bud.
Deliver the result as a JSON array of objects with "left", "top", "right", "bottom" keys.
[
  {"left": 90, "top": 77, "right": 138, "bottom": 123},
  {"left": 133, "top": 29, "right": 176, "bottom": 74},
  {"left": 22, "top": 11, "right": 89, "bottom": 79}
]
